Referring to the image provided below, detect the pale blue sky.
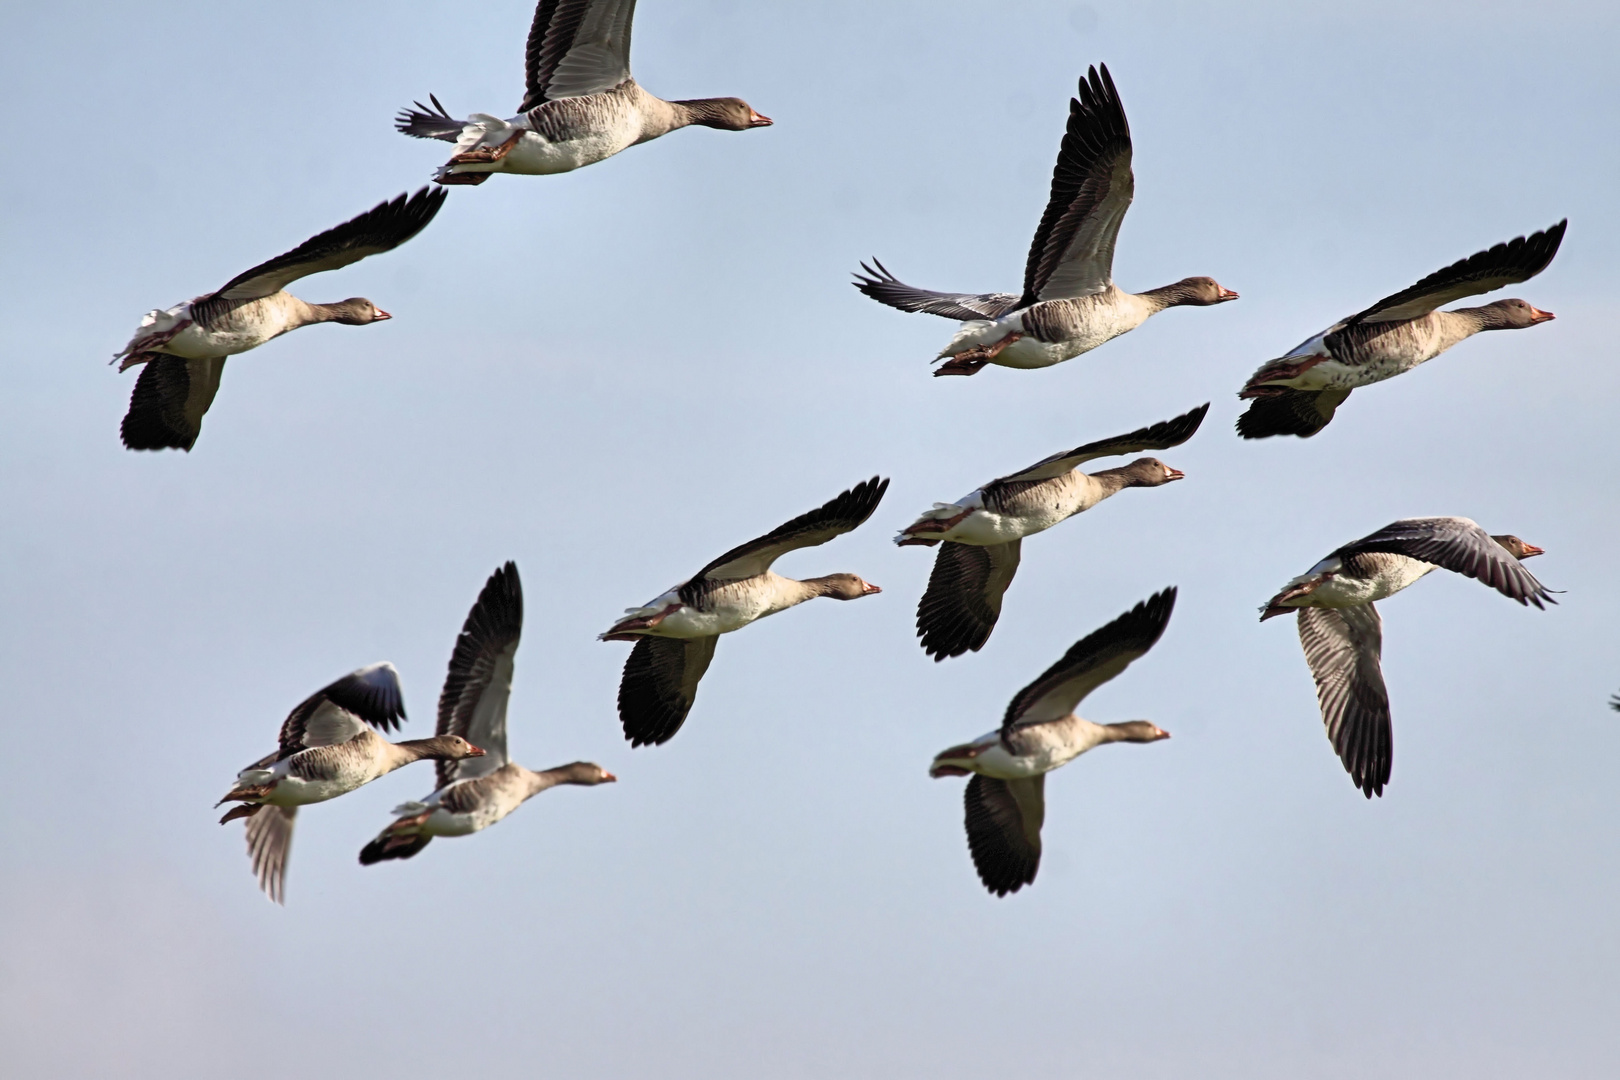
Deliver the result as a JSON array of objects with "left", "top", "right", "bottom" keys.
[{"left": 2, "top": 2, "right": 1618, "bottom": 1077}]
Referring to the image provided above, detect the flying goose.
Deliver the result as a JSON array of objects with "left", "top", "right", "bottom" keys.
[
  {"left": 397, "top": 0, "right": 771, "bottom": 186},
  {"left": 930, "top": 589, "right": 1176, "bottom": 897},
  {"left": 602, "top": 477, "right": 888, "bottom": 747},
  {"left": 1261, "top": 517, "right": 1554, "bottom": 797},
  {"left": 899, "top": 405, "right": 1205, "bottom": 660},
  {"left": 115, "top": 188, "right": 446, "bottom": 452},
  {"left": 359, "top": 563, "right": 615, "bottom": 866},
  {"left": 1237, "top": 221, "right": 1565, "bottom": 439},
  {"left": 853, "top": 65, "right": 1236, "bottom": 377},
  {"left": 215, "top": 663, "right": 484, "bottom": 903}
]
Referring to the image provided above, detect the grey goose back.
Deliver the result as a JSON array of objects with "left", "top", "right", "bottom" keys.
[
  {"left": 853, "top": 65, "right": 1236, "bottom": 377},
  {"left": 397, "top": 0, "right": 770, "bottom": 186},
  {"left": 1260, "top": 517, "right": 1553, "bottom": 797},
  {"left": 930, "top": 589, "right": 1176, "bottom": 897},
  {"left": 1237, "top": 221, "right": 1564, "bottom": 439},
  {"left": 899, "top": 405, "right": 1206, "bottom": 659},
  {"left": 215, "top": 663, "right": 484, "bottom": 903},
  {"left": 602, "top": 477, "right": 888, "bottom": 747},
  {"left": 360, "top": 563, "right": 614, "bottom": 866},
  {"left": 115, "top": 188, "right": 446, "bottom": 452}
]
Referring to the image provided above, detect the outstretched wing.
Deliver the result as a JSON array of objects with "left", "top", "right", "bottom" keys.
[
  {"left": 991, "top": 404, "right": 1208, "bottom": 485},
  {"left": 1022, "top": 64, "right": 1134, "bottom": 305},
  {"left": 617, "top": 635, "right": 718, "bottom": 747},
  {"left": 691, "top": 477, "right": 889, "bottom": 584},
  {"left": 275, "top": 662, "right": 406, "bottom": 760},
  {"left": 1297, "top": 605, "right": 1391, "bottom": 798},
  {"left": 963, "top": 774, "right": 1044, "bottom": 897},
  {"left": 1002, "top": 588, "right": 1176, "bottom": 734},
  {"left": 1345, "top": 220, "right": 1566, "bottom": 326},
  {"left": 519, "top": 0, "right": 638, "bottom": 110},
  {"left": 915, "top": 540, "right": 1022, "bottom": 661},
  {"left": 207, "top": 188, "right": 447, "bottom": 301},
  {"left": 436, "top": 562, "right": 524, "bottom": 787},
  {"left": 1337, "top": 517, "right": 1554, "bottom": 607},
  {"left": 851, "top": 260, "right": 1024, "bottom": 322},
  {"left": 120, "top": 356, "right": 225, "bottom": 453},
  {"left": 1234, "top": 389, "right": 1349, "bottom": 441},
  {"left": 244, "top": 805, "right": 296, "bottom": 905}
]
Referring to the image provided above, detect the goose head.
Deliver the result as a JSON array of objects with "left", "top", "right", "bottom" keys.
[
  {"left": 555, "top": 761, "right": 617, "bottom": 786},
  {"left": 809, "top": 573, "right": 882, "bottom": 600},
  {"left": 410, "top": 734, "right": 486, "bottom": 760},
  {"left": 677, "top": 97, "right": 773, "bottom": 130},
  {"left": 1478, "top": 298, "right": 1554, "bottom": 329},
  {"left": 1170, "top": 276, "right": 1240, "bottom": 306},
  {"left": 1106, "top": 720, "right": 1171, "bottom": 743},
  {"left": 1120, "top": 457, "right": 1185, "bottom": 487},
  {"left": 1491, "top": 534, "right": 1545, "bottom": 559},
  {"left": 325, "top": 298, "right": 392, "bottom": 325}
]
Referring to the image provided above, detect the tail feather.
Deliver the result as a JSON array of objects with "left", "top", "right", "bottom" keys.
[{"left": 396, "top": 94, "right": 465, "bottom": 141}]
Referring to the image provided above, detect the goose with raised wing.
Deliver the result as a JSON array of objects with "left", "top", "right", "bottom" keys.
[
  {"left": 215, "top": 664, "right": 484, "bottom": 903},
  {"left": 853, "top": 65, "right": 1236, "bottom": 377},
  {"left": 359, "top": 563, "right": 615, "bottom": 866},
  {"left": 1237, "top": 221, "right": 1565, "bottom": 438},
  {"left": 602, "top": 477, "right": 888, "bottom": 747},
  {"left": 115, "top": 189, "right": 446, "bottom": 452},
  {"left": 930, "top": 589, "right": 1176, "bottom": 897},
  {"left": 1261, "top": 517, "right": 1554, "bottom": 797},
  {"left": 397, "top": 0, "right": 771, "bottom": 186},
  {"left": 899, "top": 405, "right": 1204, "bottom": 659}
]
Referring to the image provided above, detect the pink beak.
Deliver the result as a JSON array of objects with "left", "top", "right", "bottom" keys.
[
  {"left": 861, "top": 582, "right": 882, "bottom": 595},
  {"left": 748, "top": 111, "right": 773, "bottom": 127},
  {"left": 1217, "top": 288, "right": 1240, "bottom": 302},
  {"left": 1164, "top": 467, "right": 1185, "bottom": 481},
  {"left": 1530, "top": 307, "right": 1555, "bottom": 324},
  {"left": 1520, "top": 543, "right": 1545, "bottom": 558},
  {"left": 373, "top": 308, "right": 393, "bottom": 321}
]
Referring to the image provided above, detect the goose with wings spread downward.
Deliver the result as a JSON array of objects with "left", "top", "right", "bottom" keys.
[
  {"left": 1237, "top": 221, "right": 1564, "bottom": 439},
  {"left": 359, "top": 563, "right": 615, "bottom": 867},
  {"left": 899, "top": 405, "right": 1205, "bottom": 660},
  {"left": 396, "top": 0, "right": 771, "bottom": 186},
  {"left": 215, "top": 664, "right": 485, "bottom": 903},
  {"left": 930, "top": 589, "right": 1176, "bottom": 897},
  {"left": 1261, "top": 518, "right": 1554, "bottom": 797},
  {"left": 601, "top": 477, "right": 888, "bottom": 748},
  {"left": 853, "top": 65, "right": 1236, "bottom": 376},
  {"left": 113, "top": 188, "right": 445, "bottom": 452}
]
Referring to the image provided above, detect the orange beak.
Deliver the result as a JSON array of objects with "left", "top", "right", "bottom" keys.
[
  {"left": 467, "top": 745, "right": 487, "bottom": 757},
  {"left": 748, "top": 111, "right": 773, "bottom": 127},
  {"left": 1530, "top": 307, "right": 1555, "bottom": 324},
  {"left": 373, "top": 309, "right": 393, "bottom": 321},
  {"left": 1164, "top": 467, "right": 1185, "bottom": 481},
  {"left": 861, "top": 582, "right": 882, "bottom": 595},
  {"left": 602, "top": 772, "right": 618, "bottom": 783},
  {"left": 1217, "top": 288, "right": 1240, "bottom": 302},
  {"left": 1519, "top": 543, "right": 1545, "bottom": 558}
]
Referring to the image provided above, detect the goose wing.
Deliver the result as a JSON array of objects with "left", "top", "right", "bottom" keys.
[
  {"left": 120, "top": 356, "right": 224, "bottom": 453},
  {"left": 1337, "top": 517, "right": 1554, "bottom": 607},
  {"left": 1001, "top": 588, "right": 1176, "bottom": 734},
  {"left": 1234, "top": 388, "right": 1349, "bottom": 441},
  {"left": 206, "top": 189, "right": 446, "bottom": 302},
  {"left": 617, "top": 635, "right": 718, "bottom": 747},
  {"left": 276, "top": 663, "right": 407, "bottom": 760},
  {"left": 915, "top": 540, "right": 1022, "bottom": 661},
  {"left": 1297, "top": 605, "right": 1391, "bottom": 798},
  {"left": 850, "top": 260, "right": 1023, "bottom": 322},
  {"left": 436, "top": 562, "right": 524, "bottom": 787},
  {"left": 691, "top": 477, "right": 889, "bottom": 583},
  {"left": 963, "top": 774, "right": 1045, "bottom": 897},
  {"left": 244, "top": 805, "right": 296, "bottom": 905},
  {"left": 990, "top": 404, "right": 1208, "bottom": 486},
  {"left": 1021, "top": 64, "right": 1133, "bottom": 305},
  {"left": 1344, "top": 220, "right": 1566, "bottom": 326},
  {"left": 519, "top": 0, "right": 637, "bottom": 110}
]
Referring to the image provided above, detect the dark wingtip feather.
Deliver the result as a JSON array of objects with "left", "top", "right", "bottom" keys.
[{"left": 358, "top": 832, "right": 432, "bottom": 864}]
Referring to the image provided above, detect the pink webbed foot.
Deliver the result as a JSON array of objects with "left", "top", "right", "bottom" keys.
[{"left": 935, "top": 332, "right": 1023, "bottom": 377}]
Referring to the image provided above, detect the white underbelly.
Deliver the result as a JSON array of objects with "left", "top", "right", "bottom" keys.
[{"left": 941, "top": 507, "right": 1061, "bottom": 544}]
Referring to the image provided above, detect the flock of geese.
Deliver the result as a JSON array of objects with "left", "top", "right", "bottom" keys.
[{"left": 113, "top": 1, "right": 1582, "bottom": 902}]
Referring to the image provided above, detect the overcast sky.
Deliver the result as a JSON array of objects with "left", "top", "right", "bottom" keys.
[{"left": 3, "top": 2, "right": 1618, "bottom": 1077}]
